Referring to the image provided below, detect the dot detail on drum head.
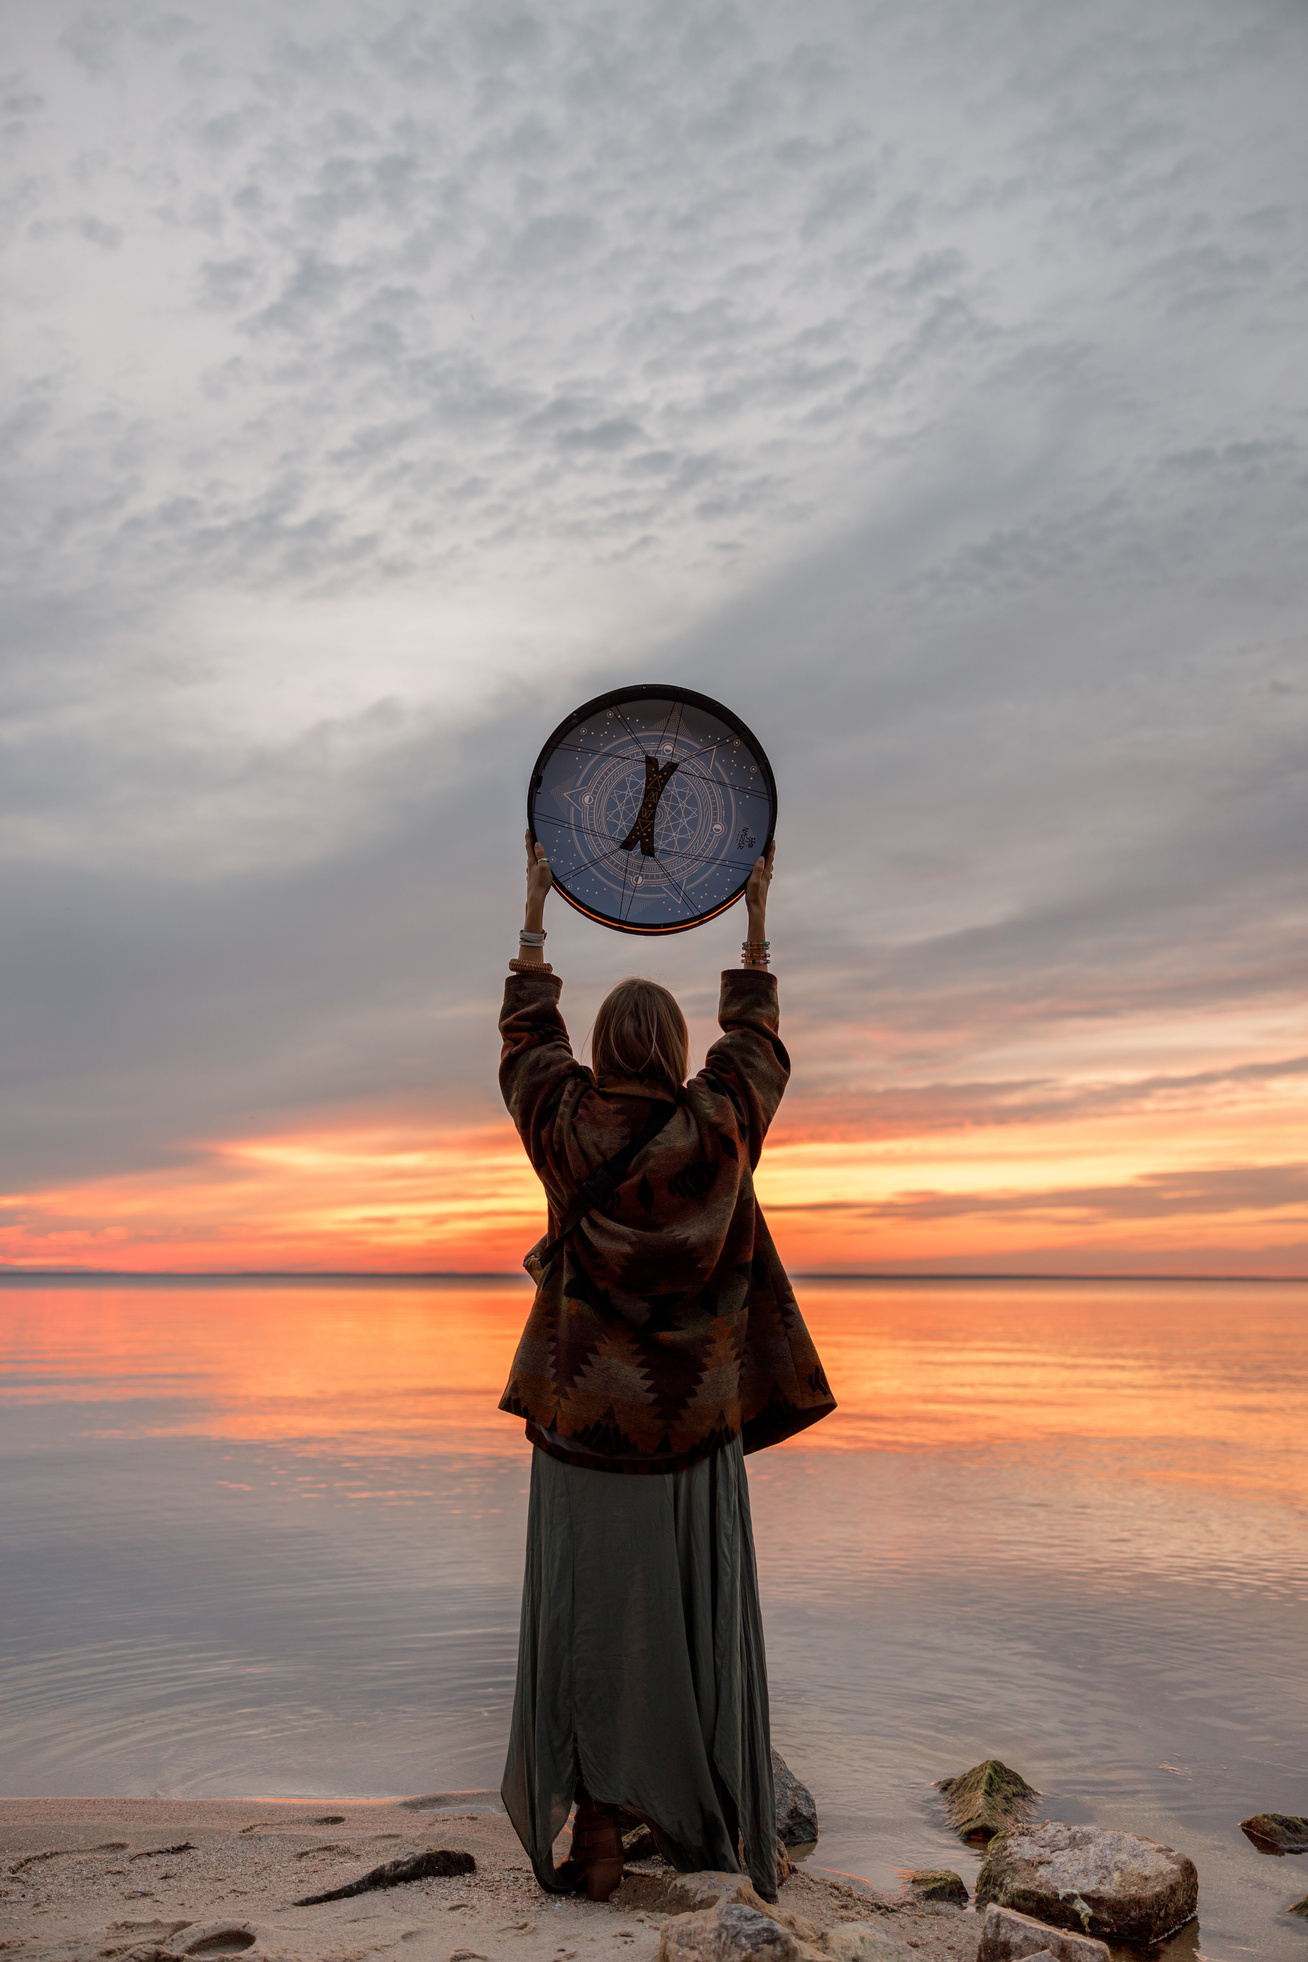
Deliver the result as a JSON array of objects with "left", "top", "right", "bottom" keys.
[{"left": 527, "top": 684, "right": 777, "bottom": 936}]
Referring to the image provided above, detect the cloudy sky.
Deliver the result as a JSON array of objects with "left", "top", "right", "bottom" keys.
[{"left": 3, "top": 0, "right": 1306, "bottom": 1273}]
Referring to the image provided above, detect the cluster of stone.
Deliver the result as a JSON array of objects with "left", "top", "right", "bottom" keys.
[
  {"left": 931, "top": 1760, "right": 1199, "bottom": 1945},
  {"left": 621, "top": 1871, "right": 912, "bottom": 1962}
]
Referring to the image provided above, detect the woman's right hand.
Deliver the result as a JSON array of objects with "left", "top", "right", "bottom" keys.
[{"left": 746, "top": 838, "right": 775, "bottom": 939}]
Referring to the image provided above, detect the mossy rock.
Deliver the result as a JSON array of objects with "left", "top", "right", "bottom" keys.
[
  {"left": 936, "top": 1759, "right": 1039, "bottom": 1843},
  {"left": 1290, "top": 1892, "right": 1308, "bottom": 1918},
  {"left": 1240, "top": 1812, "right": 1308, "bottom": 1853},
  {"left": 905, "top": 1869, "right": 968, "bottom": 1904}
]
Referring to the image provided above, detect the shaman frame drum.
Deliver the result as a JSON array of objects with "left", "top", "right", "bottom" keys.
[{"left": 527, "top": 684, "right": 778, "bottom": 935}]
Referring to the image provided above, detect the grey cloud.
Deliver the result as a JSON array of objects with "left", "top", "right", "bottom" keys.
[
  {"left": 772, "top": 1055, "right": 1308, "bottom": 1146},
  {"left": 196, "top": 108, "right": 268, "bottom": 155},
  {"left": 465, "top": 10, "right": 551, "bottom": 71},
  {"left": 197, "top": 254, "right": 260, "bottom": 308},
  {"left": 1, "top": 81, "right": 46, "bottom": 126},
  {"left": 244, "top": 251, "right": 354, "bottom": 334},
  {"left": 1136, "top": 243, "right": 1273, "bottom": 316},
  {"left": 57, "top": 11, "right": 125, "bottom": 77},
  {"left": 75, "top": 213, "right": 122, "bottom": 247},
  {"left": 509, "top": 211, "right": 600, "bottom": 272},
  {"left": 554, "top": 417, "right": 646, "bottom": 452},
  {"left": 139, "top": 14, "right": 198, "bottom": 53},
  {"left": 1161, "top": 440, "right": 1296, "bottom": 478}
]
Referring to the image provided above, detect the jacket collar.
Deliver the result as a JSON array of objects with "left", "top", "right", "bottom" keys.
[{"left": 596, "top": 1077, "right": 678, "bottom": 1103}]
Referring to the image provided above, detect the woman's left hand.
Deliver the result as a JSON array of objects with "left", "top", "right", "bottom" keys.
[{"left": 524, "top": 831, "right": 552, "bottom": 929}]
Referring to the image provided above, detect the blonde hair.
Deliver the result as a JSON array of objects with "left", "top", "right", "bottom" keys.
[{"left": 591, "top": 977, "right": 689, "bottom": 1089}]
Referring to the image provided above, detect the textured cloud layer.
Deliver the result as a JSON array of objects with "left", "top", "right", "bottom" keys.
[{"left": 2, "top": 0, "right": 1306, "bottom": 1267}]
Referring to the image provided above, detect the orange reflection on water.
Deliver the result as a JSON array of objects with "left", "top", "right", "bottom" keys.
[
  {"left": 799, "top": 1278, "right": 1308, "bottom": 1507},
  {"left": 2, "top": 1279, "right": 1306, "bottom": 1511},
  {"left": 0, "top": 1281, "right": 531, "bottom": 1454}
]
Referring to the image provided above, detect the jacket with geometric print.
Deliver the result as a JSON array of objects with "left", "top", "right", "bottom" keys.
[{"left": 498, "top": 965, "right": 836, "bottom": 1474}]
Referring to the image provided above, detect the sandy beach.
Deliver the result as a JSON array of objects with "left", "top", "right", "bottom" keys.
[{"left": 0, "top": 1795, "right": 979, "bottom": 1962}]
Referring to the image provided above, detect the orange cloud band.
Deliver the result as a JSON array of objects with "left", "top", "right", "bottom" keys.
[{"left": 2, "top": 1065, "right": 1305, "bottom": 1275}]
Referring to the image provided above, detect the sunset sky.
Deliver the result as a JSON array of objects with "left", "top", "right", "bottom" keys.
[{"left": 2, "top": 0, "right": 1305, "bottom": 1274}]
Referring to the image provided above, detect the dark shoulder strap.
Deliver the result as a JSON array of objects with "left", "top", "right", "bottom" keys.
[{"left": 537, "top": 1096, "right": 678, "bottom": 1271}]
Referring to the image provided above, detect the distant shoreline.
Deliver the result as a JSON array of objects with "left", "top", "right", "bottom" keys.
[{"left": 1, "top": 1268, "right": 1304, "bottom": 1285}]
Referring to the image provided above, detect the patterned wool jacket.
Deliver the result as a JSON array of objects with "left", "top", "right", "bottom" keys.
[{"left": 498, "top": 965, "right": 836, "bottom": 1474}]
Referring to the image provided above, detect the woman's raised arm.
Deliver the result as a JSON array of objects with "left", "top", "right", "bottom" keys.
[{"left": 512, "top": 830, "right": 554, "bottom": 972}]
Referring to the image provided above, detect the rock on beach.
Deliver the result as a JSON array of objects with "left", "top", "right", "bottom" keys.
[
  {"left": 771, "top": 1752, "right": 819, "bottom": 1855},
  {"left": 975, "top": 1822, "right": 1197, "bottom": 1945},
  {"left": 1239, "top": 1812, "right": 1308, "bottom": 1853},
  {"left": 974, "top": 1903, "right": 1110, "bottom": 1962},
  {"left": 935, "top": 1762, "right": 1039, "bottom": 1844},
  {"left": 659, "top": 1899, "right": 823, "bottom": 1962},
  {"left": 823, "top": 1923, "right": 914, "bottom": 1962},
  {"left": 617, "top": 1869, "right": 769, "bottom": 1917},
  {"left": 903, "top": 1870, "right": 968, "bottom": 1905}
]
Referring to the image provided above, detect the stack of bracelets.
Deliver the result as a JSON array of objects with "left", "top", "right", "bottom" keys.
[
  {"left": 509, "top": 930, "right": 553, "bottom": 975},
  {"left": 741, "top": 939, "right": 770, "bottom": 970}
]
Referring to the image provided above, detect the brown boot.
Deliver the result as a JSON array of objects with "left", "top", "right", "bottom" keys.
[{"left": 571, "top": 1797, "right": 623, "bottom": 1902}]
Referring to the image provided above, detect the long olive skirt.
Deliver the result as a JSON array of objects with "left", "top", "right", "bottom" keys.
[{"left": 501, "top": 1437, "right": 777, "bottom": 1899}]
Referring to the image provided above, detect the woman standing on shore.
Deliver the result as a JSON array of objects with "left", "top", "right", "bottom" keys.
[{"left": 497, "top": 832, "right": 835, "bottom": 1904}]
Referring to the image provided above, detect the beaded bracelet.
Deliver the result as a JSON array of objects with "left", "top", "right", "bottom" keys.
[{"left": 509, "top": 958, "right": 554, "bottom": 975}]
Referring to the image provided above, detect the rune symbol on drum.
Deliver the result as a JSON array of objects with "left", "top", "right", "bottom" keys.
[{"left": 620, "top": 755, "right": 679, "bottom": 857}]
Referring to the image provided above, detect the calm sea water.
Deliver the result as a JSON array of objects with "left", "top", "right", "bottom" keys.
[{"left": 2, "top": 1276, "right": 1306, "bottom": 1959}]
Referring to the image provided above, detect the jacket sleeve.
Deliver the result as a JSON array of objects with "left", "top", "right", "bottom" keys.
[
  {"left": 697, "top": 969, "right": 790, "bottom": 1165},
  {"left": 498, "top": 970, "right": 585, "bottom": 1176}
]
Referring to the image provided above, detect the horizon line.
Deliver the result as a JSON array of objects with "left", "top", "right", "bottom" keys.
[{"left": 0, "top": 1267, "right": 1304, "bottom": 1284}]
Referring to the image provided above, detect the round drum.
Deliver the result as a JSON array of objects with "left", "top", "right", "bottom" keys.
[{"left": 527, "top": 684, "right": 777, "bottom": 935}]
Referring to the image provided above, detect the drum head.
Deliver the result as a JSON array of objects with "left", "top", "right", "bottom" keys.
[{"left": 527, "top": 684, "right": 777, "bottom": 935}]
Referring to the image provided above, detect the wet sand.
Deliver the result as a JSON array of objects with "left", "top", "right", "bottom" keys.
[{"left": 0, "top": 1795, "right": 978, "bottom": 1962}]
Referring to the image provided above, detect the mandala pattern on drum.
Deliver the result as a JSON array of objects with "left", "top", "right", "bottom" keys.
[{"left": 527, "top": 685, "right": 777, "bottom": 934}]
